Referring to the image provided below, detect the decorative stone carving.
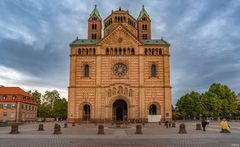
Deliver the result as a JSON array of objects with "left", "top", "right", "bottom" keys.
[{"left": 107, "top": 85, "right": 134, "bottom": 98}]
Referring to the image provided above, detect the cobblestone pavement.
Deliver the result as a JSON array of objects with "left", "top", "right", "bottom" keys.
[{"left": 0, "top": 121, "right": 239, "bottom": 147}]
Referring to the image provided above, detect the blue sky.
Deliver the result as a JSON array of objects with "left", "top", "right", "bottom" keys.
[{"left": 0, "top": 0, "right": 240, "bottom": 104}]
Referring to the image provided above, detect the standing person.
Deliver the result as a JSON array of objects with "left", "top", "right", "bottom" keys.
[
  {"left": 201, "top": 118, "right": 208, "bottom": 131},
  {"left": 220, "top": 118, "right": 231, "bottom": 133}
]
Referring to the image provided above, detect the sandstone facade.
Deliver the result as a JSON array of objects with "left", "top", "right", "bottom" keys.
[{"left": 68, "top": 6, "right": 172, "bottom": 123}]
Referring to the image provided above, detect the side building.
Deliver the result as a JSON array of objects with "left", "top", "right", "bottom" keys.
[{"left": 0, "top": 87, "right": 37, "bottom": 122}]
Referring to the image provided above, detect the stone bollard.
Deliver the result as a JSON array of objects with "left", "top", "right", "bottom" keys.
[
  {"left": 10, "top": 124, "right": 19, "bottom": 134},
  {"left": 53, "top": 123, "right": 62, "bottom": 134},
  {"left": 159, "top": 122, "right": 161, "bottom": 125},
  {"left": 38, "top": 124, "right": 44, "bottom": 131},
  {"left": 178, "top": 123, "right": 187, "bottom": 134},
  {"left": 64, "top": 123, "right": 68, "bottom": 128},
  {"left": 98, "top": 125, "right": 104, "bottom": 135},
  {"left": 172, "top": 122, "right": 176, "bottom": 128},
  {"left": 72, "top": 122, "right": 75, "bottom": 126},
  {"left": 196, "top": 123, "right": 202, "bottom": 130},
  {"left": 136, "top": 125, "right": 143, "bottom": 134}
]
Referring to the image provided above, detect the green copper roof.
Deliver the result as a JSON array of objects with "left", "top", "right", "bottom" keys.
[
  {"left": 90, "top": 5, "right": 101, "bottom": 19},
  {"left": 70, "top": 39, "right": 99, "bottom": 46},
  {"left": 142, "top": 39, "right": 170, "bottom": 45},
  {"left": 137, "top": 5, "right": 150, "bottom": 20}
]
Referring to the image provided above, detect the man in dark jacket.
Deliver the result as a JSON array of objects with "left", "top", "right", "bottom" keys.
[{"left": 201, "top": 119, "right": 208, "bottom": 131}]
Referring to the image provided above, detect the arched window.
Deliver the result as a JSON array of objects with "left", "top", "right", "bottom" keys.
[
  {"left": 123, "top": 48, "right": 126, "bottom": 55},
  {"left": 149, "top": 104, "right": 157, "bottom": 115},
  {"left": 86, "top": 48, "right": 89, "bottom": 55},
  {"left": 84, "top": 64, "right": 90, "bottom": 77},
  {"left": 159, "top": 48, "right": 162, "bottom": 55},
  {"left": 145, "top": 48, "right": 147, "bottom": 55},
  {"left": 82, "top": 48, "right": 85, "bottom": 55},
  {"left": 78, "top": 48, "right": 81, "bottom": 55},
  {"left": 106, "top": 48, "right": 109, "bottom": 55},
  {"left": 148, "top": 48, "right": 151, "bottom": 55},
  {"left": 93, "top": 48, "right": 96, "bottom": 55},
  {"left": 115, "top": 48, "right": 118, "bottom": 55},
  {"left": 151, "top": 64, "right": 157, "bottom": 77},
  {"left": 119, "top": 48, "right": 122, "bottom": 55},
  {"left": 131, "top": 48, "right": 135, "bottom": 55}
]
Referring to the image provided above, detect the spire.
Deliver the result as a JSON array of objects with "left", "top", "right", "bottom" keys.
[
  {"left": 90, "top": 5, "right": 101, "bottom": 20},
  {"left": 137, "top": 5, "right": 150, "bottom": 20}
]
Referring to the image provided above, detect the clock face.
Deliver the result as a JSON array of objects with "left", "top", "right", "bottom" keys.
[{"left": 112, "top": 63, "right": 128, "bottom": 77}]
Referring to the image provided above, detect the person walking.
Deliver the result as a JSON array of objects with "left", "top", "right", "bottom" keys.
[
  {"left": 201, "top": 118, "right": 208, "bottom": 131},
  {"left": 220, "top": 118, "right": 231, "bottom": 134}
]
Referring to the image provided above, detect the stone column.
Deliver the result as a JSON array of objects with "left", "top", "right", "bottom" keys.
[
  {"left": 139, "top": 48, "right": 145, "bottom": 121},
  {"left": 95, "top": 46, "right": 102, "bottom": 121}
]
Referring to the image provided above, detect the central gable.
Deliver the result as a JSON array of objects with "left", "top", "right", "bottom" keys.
[{"left": 97, "top": 25, "right": 143, "bottom": 46}]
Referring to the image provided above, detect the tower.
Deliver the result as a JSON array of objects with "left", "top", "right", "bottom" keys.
[
  {"left": 137, "top": 5, "right": 151, "bottom": 40},
  {"left": 88, "top": 5, "right": 102, "bottom": 40}
]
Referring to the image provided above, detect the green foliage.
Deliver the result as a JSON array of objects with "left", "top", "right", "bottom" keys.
[
  {"left": 175, "top": 83, "right": 238, "bottom": 119},
  {"left": 29, "top": 90, "right": 68, "bottom": 119},
  {"left": 52, "top": 98, "right": 68, "bottom": 119}
]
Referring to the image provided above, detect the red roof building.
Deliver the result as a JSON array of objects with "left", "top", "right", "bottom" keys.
[{"left": 0, "top": 87, "right": 37, "bottom": 122}]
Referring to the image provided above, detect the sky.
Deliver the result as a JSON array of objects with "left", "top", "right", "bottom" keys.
[{"left": 0, "top": 0, "right": 240, "bottom": 104}]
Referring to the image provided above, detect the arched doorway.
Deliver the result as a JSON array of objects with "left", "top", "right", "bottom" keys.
[
  {"left": 148, "top": 103, "right": 161, "bottom": 122},
  {"left": 112, "top": 99, "right": 128, "bottom": 121},
  {"left": 83, "top": 104, "right": 90, "bottom": 121},
  {"left": 149, "top": 104, "right": 157, "bottom": 115}
]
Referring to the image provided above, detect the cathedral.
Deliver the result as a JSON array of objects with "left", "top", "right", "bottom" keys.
[{"left": 68, "top": 5, "right": 172, "bottom": 123}]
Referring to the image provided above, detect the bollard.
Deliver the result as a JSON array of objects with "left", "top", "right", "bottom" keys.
[
  {"left": 98, "top": 125, "right": 104, "bottom": 135},
  {"left": 159, "top": 122, "right": 161, "bottom": 125},
  {"left": 64, "top": 123, "right": 68, "bottom": 128},
  {"left": 10, "top": 124, "right": 19, "bottom": 134},
  {"left": 53, "top": 123, "right": 62, "bottom": 134},
  {"left": 38, "top": 124, "right": 44, "bottom": 131},
  {"left": 196, "top": 123, "right": 202, "bottom": 130},
  {"left": 72, "top": 122, "right": 75, "bottom": 126},
  {"left": 178, "top": 123, "right": 187, "bottom": 134},
  {"left": 172, "top": 122, "right": 176, "bottom": 128},
  {"left": 136, "top": 125, "right": 143, "bottom": 134}
]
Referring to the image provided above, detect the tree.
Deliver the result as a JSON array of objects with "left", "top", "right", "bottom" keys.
[
  {"left": 31, "top": 90, "right": 41, "bottom": 105},
  {"left": 43, "top": 90, "right": 61, "bottom": 110},
  {"left": 207, "top": 83, "right": 238, "bottom": 117},
  {"left": 52, "top": 98, "right": 68, "bottom": 120},
  {"left": 176, "top": 91, "right": 203, "bottom": 119},
  {"left": 176, "top": 83, "right": 238, "bottom": 120}
]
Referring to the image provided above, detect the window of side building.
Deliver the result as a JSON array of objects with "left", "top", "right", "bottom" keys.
[{"left": 10, "top": 112, "right": 15, "bottom": 119}]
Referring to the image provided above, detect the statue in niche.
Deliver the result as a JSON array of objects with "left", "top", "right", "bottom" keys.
[
  {"left": 129, "top": 89, "right": 133, "bottom": 97},
  {"left": 118, "top": 86, "right": 123, "bottom": 94},
  {"left": 112, "top": 87, "right": 117, "bottom": 95},
  {"left": 124, "top": 87, "right": 128, "bottom": 95},
  {"left": 108, "top": 89, "right": 111, "bottom": 97}
]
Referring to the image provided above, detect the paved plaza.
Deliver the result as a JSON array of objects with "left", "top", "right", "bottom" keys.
[{"left": 0, "top": 121, "right": 239, "bottom": 147}]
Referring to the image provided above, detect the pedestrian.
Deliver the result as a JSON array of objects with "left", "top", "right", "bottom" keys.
[
  {"left": 201, "top": 118, "right": 208, "bottom": 131},
  {"left": 220, "top": 118, "right": 231, "bottom": 134},
  {"left": 165, "top": 121, "right": 169, "bottom": 128}
]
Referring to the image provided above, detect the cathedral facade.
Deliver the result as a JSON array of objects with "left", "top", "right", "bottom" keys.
[{"left": 68, "top": 6, "right": 172, "bottom": 123}]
